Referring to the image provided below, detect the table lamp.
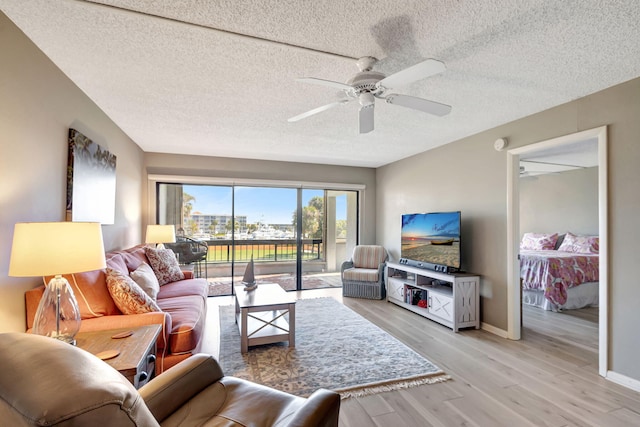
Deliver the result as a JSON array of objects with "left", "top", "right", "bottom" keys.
[
  {"left": 9, "top": 222, "right": 106, "bottom": 345},
  {"left": 145, "top": 224, "right": 176, "bottom": 249}
]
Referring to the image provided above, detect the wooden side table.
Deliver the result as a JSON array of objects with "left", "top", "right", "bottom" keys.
[{"left": 75, "top": 324, "right": 161, "bottom": 389}]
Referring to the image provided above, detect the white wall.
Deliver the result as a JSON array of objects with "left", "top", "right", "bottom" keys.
[
  {"left": 520, "top": 167, "right": 599, "bottom": 237},
  {"left": 377, "top": 77, "right": 640, "bottom": 382},
  {"left": 0, "top": 12, "right": 145, "bottom": 333}
]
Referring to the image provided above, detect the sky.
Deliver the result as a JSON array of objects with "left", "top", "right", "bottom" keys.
[
  {"left": 183, "top": 185, "right": 347, "bottom": 224},
  {"left": 401, "top": 211, "right": 461, "bottom": 238}
]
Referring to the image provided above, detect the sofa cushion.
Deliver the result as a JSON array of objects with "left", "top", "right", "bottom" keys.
[
  {"left": 343, "top": 268, "right": 380, "bottom": 282},
  {"left": 130, "top": 263, "right": 160, "bottom": 300},
  {"left": 157, "top": 278, "right": 209, "bottom": 300},
  {"left": 105, "top": 252, "right": 129, "bottom": 274},
  {"left": 352, "top": 245, "right": 387, "bottom": 269},
  {"left": 157, "top": 295, "right": 205, "bottom": 354},
  {"left": 114, "top": 245, "right": 151, "bottom": 271},
  {"left": 106, "top": 268, "right": 162, "bottom": 315},
  {"left": 45, "top": 270, "right": 120, "bottom": 320},
  {"left": 145, "top": 247, "right": 185, "bottom": 285}
]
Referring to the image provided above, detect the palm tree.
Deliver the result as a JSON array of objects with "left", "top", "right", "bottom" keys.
[
  {"left": 225, "top": 221, "right": 239, "bottom": 233},
  {"left": 183, "top": 192, "right": 195, "bottom": 224},
  {"left": 293, "top": 196, "right": 324, "bottom": 238},
  {"left": 187, "top": 219, "right": 198, "bottom": 235}
]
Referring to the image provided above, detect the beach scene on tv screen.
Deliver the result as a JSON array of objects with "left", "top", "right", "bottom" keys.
[{"left": 401, "top": 212, "right": 460, "bottom": 268}]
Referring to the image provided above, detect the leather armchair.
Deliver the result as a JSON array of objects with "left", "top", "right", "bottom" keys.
[{"left": 0, "top": 333, "right": 340, "bottom": 426}]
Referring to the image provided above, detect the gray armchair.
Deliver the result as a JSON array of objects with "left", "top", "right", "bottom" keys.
[
  {"left": 0, "top": 333, "right": 340, "bottom": 427},
  {"left": 341, "top": 245, "right": 388, "bottom": 300}
]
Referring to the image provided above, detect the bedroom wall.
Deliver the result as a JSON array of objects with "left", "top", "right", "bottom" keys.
[
  {"left": 143, "top": 153, "right": 377, "bottom": 246},
  {"left": 377, "top": 77, "right": 640, "bottom": 382},
  {"left": 0, "top": 12, "right": 145, "bottom": 333},
  {"left": 520, "top": 167, "right": 599, "bottom": 238}
]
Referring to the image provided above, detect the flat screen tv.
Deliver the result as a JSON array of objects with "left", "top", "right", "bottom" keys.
[{"left": 400, "top": 211, "right": 461, "bottom": 273}]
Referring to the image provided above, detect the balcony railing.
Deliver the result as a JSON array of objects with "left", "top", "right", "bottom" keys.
[{"left": 200, "top": 239, "right": 323, "bottom": 263}]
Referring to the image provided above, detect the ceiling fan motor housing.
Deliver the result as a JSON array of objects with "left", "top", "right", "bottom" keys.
[{"left": 346, "top": 71, "right": 386, "bottom": 97}]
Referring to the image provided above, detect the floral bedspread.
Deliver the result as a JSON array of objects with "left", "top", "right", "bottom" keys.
[{"left": 520, "top": 250, "right": 599, "bottom": 306}]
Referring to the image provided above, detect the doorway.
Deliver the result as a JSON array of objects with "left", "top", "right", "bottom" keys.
[{"left": 506, "top": 125, "right": 608, "bottom": 376}]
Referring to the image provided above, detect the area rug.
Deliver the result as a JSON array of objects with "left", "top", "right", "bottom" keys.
[{"left": 218, "top": 297, "right": 450, "bottom": 399}]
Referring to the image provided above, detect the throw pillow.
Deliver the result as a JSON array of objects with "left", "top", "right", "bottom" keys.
[
  {"left": 520, "top": 232, "right": 559, "bottom": 251},
  {"left": 130, "top": 263, "right": 160, "bottom": 300},
  {"left": 557, "top": 232, "right": 599, "bottom": 254},
  {"left": 145, "top": 246, "right": 185, "bottom": 285},
  {"left": 105, "top": 268, "right": 161, "bottom": 315}
]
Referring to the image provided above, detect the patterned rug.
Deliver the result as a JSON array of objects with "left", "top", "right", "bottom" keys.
[{"left": 218, "top": 297, "right": 450, "bottom": 399}]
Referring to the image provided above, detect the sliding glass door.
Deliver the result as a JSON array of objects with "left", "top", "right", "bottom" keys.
[
  {"left": 300, "top": 189, "right": 358, "bottom": 290},
  {"left": 299, "top": 189, "right": 324, "bottom": 290},
  {"left": 233, "top": 186, "right": 297, "bottom": 290},
  {"left": 157, "top": 183, "right": 234, "bottom": 295},
  {"left": 156, "top": 182, "right": 358, "bottom": 295}
]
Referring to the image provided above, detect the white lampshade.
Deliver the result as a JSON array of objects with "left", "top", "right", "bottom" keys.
[
  {"left": 9, "top": 222, "right": 106, "bottom": 276},
  {"left": 9, "top": 222, "right": 106, "bottom": 344},
  {"left": 145, "top": 224, "right": 176, "bottom": 244}
]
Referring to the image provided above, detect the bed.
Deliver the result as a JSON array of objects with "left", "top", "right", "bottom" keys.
[{"left": 519, "top": 232, "right": 599, "bottom": 311}]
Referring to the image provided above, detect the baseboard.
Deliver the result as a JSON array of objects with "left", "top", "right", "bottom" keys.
[
  {"left": 606, "top": 370, "right": 640, "bottom": 392},
  {"left": 481, "top": 322, "right": 508, "bottom": 338}
]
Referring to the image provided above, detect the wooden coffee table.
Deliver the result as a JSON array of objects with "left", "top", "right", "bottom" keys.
[
  {"left": 75, "top": 324, "right": 161, "bottom": 388},
  {"left": 234, "top": 283, "right": 296, "bottom": 353}
]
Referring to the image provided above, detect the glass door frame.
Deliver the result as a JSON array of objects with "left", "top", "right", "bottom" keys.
[{"left": 148, "top": 175, "right": 364, "bottom": 293}]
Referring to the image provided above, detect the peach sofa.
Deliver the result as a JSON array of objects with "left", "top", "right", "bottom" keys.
[{"left": 25, "top": 244, "right": 208, "bottom": 375}]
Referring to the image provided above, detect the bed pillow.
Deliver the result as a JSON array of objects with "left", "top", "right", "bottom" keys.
[
  {"left": 557, "top": 232, "right": 599, "bottom": 254},
  {"left": 105, "top": 268, "right": 161, "bottom": 315},
  {"left": 145, "top": 246, "right": 185, "bottom": 285},
  {"left": 520, "top": 232, "right": 559, "bottom": 251}
]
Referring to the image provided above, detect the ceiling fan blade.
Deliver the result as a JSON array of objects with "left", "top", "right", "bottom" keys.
[
  {"left": 359, "top": 105, "right": 374, "bottom": 134},
  {"left": 377, "top": 59, "right": 446, "bottom": 89},
  {"left": 385, "top": 94, "right": 451, "bottom": 116},
  {"left": 296, "top": 77, "right": 354, "bottom": 91},
  {"left": 288, "top": 99, "right": 350, "bottom": 122}
]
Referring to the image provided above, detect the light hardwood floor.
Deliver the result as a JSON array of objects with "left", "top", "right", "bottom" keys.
[{"left": 206, "top": 289, "right": 640, "bottom": 427}]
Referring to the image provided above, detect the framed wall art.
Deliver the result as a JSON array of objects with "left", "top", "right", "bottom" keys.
[{"left": 66, "top": 128, "right": 116, "bottom": 224}]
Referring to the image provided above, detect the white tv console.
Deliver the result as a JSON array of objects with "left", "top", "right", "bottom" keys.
[{"left": 386, "top": 262, "right": 480, "bottom": 332}]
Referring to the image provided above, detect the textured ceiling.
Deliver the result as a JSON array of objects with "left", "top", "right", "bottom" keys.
[{"left": 2, "top": 0, "right": 640, "bottom": 167}]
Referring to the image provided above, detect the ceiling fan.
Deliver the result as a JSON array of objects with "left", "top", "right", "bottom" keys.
[{"left": 288, "top": 56, "right": 451, "bottom": 134}]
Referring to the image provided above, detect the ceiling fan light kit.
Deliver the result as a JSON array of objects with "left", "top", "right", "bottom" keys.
[
  {"left": 359, "top": 92, "right": 375, "bottom": 107},
  {"left": 290, "top": 56, "right": 451, "bottom": 134}
]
